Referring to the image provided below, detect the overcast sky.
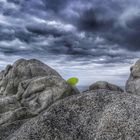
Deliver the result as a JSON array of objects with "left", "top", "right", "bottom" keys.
[{"left": 0, "top": 0, "right": 139, "bottom": 86}]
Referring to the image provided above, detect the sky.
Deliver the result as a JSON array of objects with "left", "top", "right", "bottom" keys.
[{"left": 0, "top": 0, "right": 140, "bottom": 86}]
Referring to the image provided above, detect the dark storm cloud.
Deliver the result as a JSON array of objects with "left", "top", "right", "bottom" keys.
[
  {"left": 42, "top": 0, "right": 69, "bottom": 12},
  {"left": 77, "top": 8, "right": 115, "bottom": 32},
  {"left": 74, "top": 0, "right": 140, "bottom": 51},
  {"left": 26, "top": 23, "right": 63, "bottom": 37},
  {"left": 0, "top": 26, "right": 15, "bottom": 41},
  {"left": 0, "top": 0, "right": 140, "bottom": 85},
  {"left": 113, "top": 15, "right": 140, "bottom": 51},
  {"left": 0, "top": 0, "right": 140, "bottom": 66},
  {"left": 3, "top": 0, "right": 46, "bottom": 19}
]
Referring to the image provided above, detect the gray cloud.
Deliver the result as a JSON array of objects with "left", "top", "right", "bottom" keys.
[
  {"left": 0, "top": 0, "right": 139, "bottom": 85},
  {"left": 42, "top": 0, "right": 69, "bottom": 12}
]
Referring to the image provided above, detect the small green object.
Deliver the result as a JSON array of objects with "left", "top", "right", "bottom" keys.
[{"left": 67, "top": 77, "right": 79, "bottom": 86}]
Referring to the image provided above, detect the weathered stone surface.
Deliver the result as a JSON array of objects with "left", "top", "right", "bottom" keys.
[
  {"left": 2, "top": 58, "right": 140, "bottom": 140},
  {"left": 0, "top": 107, "right": 34, "bottom": 126},
  {"left": 0, "top": 59, "right": 61, "bottom": 96},
  {"left": 126, "top": 59, "right": 140, "bottom": 95},
  {"left": 0, "top": 96, "right": 20, "bottom": 114},
  {"left": 89, "top": 81, "right": 124, "bottom": 92},
  {"left": 16, "top": 75, "right": 79, "bottom": 114},
  {"left": 5, "top": 90, "right": 120, "bottom": 140},
  {"left": 95, "top": 96, "right": 140, "bottom": 140},
  {"left": 0, "top": 59, "right": 79, "bottom": 139},
  {"left": 0, "top": 120, "right": 27, "bottom": 140},
  {"left": 6, "top": 89, "right": 140, "bottom": 140}
]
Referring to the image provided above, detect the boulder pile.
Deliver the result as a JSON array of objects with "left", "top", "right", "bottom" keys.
[{"left": 0, "top": 58, "right": 140, "bottom": 140}]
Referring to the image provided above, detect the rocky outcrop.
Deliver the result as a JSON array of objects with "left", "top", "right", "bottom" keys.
[
  {"left": 126, "top": 59, "right": 140, "bottom": 95},
  {"left": 2, "top": 58, "right": 140, "bottom": 140},
  {"left": 0, "top": 59, "right": 79, "bottom": 139},
  {"left": 0, "top": 59, "right": 61, "bottom": 96},
  {"left": 89, "top": 81, "right": 124, "bottom": 92},
  {"left": 6, "top": 89, "right": 140, "bottom": 140}
]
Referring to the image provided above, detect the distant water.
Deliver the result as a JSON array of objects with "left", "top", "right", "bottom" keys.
[{"left": 77, "top": 85, "right": 88, "bottom": 92}]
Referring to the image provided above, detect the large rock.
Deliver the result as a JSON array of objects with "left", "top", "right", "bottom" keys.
[
  {"left": 6, "top": 90, "right": 140, "bottom": 140},
  {"left": 126, "top": 59, "right": 140, "bottom": 95},
  {"left": 0, "top": 59, "right": 79, "bottom": 139},
  {"left": 2, "top": 58, "right": 140, "bottom": 140},
  {"left": 89, "top": 81, "right": 124, "bottom": 92},
  {"left": 0, "top": 59, "right": 61, "bottom": 96}
]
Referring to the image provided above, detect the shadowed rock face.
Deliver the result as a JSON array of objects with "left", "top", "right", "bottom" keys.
[
  {"left": 126, "top": 59, "right": 140, "bottom": 95},
  {"left": 89, "top": 81, "right": 124, "bottom": 92},
  {"left": 0, "top": 59, "right": 79, "bottom": 140}
]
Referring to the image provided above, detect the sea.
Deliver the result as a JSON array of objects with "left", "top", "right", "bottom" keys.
[{"left": 77, "top": 85, "right": 89, "bottom": 92}]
